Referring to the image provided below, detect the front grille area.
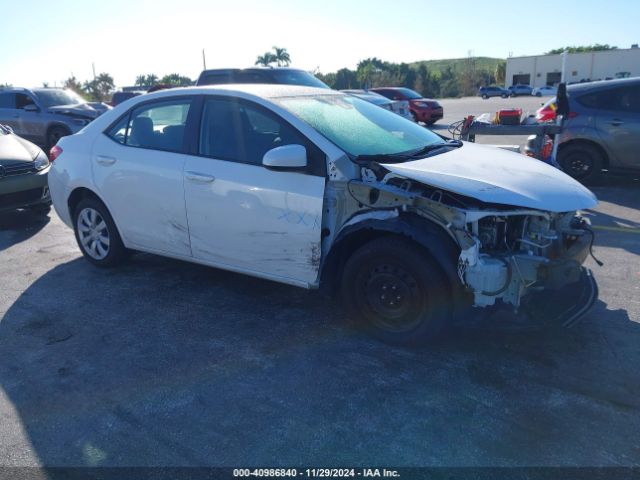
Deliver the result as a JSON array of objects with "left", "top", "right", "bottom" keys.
[
  {"left": 0, "top": 188, "right": 43, "bottom": 208},
  {"left": 1, "top": 163, "right": 36, "bottom": 176}
]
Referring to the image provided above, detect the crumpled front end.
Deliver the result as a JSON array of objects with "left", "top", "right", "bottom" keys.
[{"left": 457, "top": 210, "right": 597, "bottom": 310}]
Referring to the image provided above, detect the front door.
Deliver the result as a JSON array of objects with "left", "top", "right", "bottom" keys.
[
  {"left": 92, "top": 97, "right": 194, "bottom": 256},
  {"left": 183, "top": 96, "right": 325, "bottom": 286}
]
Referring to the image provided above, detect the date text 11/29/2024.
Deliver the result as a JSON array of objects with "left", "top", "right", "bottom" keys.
[{"left": 233, "top": 469, "right": 400, "bottom": 478}]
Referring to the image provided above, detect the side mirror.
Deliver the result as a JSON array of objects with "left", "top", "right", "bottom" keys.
[
  {"left": 23, "top": 104, "right": 39, "bottom": 112},
  {"left": 262, "top": 144, "right": 307, "bottom": 169}
]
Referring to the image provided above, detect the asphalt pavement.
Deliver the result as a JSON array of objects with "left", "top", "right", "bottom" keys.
[{"left": 433, "top": 94, "right": 554, "bottom": 148}]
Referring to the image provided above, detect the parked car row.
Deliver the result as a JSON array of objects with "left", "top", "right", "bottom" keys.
[
  {"left": 370, "top": 87, "right": 443, "bottom": 124},
  {"left": 479, "top": 84, "right": 558, "bottom": 98}
]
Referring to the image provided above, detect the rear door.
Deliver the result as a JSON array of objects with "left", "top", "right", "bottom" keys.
[
  {"left": 183, "top": 95, "right": 326, "bottom": 286},
  {"left": 92, "top": 96, "right": 193, "bottom": 255},
  {"left": 593, "top": 84, "right": 640, "bottom": 170}
]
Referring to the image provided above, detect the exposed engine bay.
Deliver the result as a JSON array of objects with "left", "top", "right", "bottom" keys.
[
  {"left": 333, "top": 165, "right": 597, "bottom": 310},
  {"left": 458, "top": 211, "right": 593, "bottom": 307}
]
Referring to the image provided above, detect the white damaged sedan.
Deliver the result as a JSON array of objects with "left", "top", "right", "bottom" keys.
[{"left": 48, "top": 85, "right": 599, "bottom": 344}]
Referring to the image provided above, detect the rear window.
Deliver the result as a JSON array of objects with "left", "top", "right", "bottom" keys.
[
  {"left": 268, "top": 70, "right": 329, "bottom": 88},
  {"left": 575, "top": 91, "right": 607, "bottom": 109}
]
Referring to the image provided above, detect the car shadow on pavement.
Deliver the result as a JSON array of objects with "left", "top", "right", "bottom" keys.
[
  {"left": 1, "top": 253, "right": 639, "bottom": 468},
  {"left": 0, "top": 209, "right": 51, "bottom": 252}
]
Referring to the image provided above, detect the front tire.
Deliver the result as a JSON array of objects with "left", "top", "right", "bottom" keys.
[
  {"left": 558, "top": 144, "right": 604, "bottom": 184},
  {"left": 341, "top": 237, "right": 452, "bottom": 345},
  {"left": 73, "top": 197, "right": 128, "bottom": 267}
]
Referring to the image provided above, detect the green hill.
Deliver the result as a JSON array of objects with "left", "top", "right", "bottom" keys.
[{"left": 410, "top": 57, "right": 505, "bottom": 77}]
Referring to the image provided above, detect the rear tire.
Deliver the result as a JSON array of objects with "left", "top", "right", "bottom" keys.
[
  {"left": 73, "top": 197, "right": 129, "bottom": 267},
  {"left": 558, "top": 143, "right": 604, "bottom": 184},
  {"left": 341, "top": 236, "right": 452, "bottom": 345},
  {"left": 501, "top": 93, "right": 508, "bottom": 98},
  {"left": 482, "top": 94, "right": 488, "bottom": 99}
]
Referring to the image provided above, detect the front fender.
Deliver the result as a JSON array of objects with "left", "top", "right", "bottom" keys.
[{"left": 321, "top": 212, "right": 463, "bottom": 300}]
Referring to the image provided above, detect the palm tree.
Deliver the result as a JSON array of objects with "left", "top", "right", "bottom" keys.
[
  {"left": 272, "top": 46, "right": 291, "bottom": 67},
  {"left": 255, "top": 52, "right": 276, "bottom": 67}
]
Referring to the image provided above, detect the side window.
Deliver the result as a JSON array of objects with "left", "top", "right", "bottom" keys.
[
  {"left": 112, "top": 99, "right": 192, "bottom": 152},
  {"left": 0, "top": 93, "right": 15, "bottom": 108},
  {"left": 576, "top": 91, "right": 608, "bottom": 109},
  {"left": 577, "top": 86, "right": 640, "bottom": 113},
  {"left": 106, "top": 115, "right": 129, "bottom": 145},
  {"left": 15, "top": 93, "right": 36, "bottom": 109},
  {"left": 609, "top": 86, "right": 640, "bottom": 113},
  {"left": 199, "top": 98, "right": 308, "bottom": 166}
]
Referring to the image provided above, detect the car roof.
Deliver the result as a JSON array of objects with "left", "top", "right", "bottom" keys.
[
  {"left": 200, "top": 67, "right": 307, "bottom": 74},
  {"left": 568, "top": 76, "right": 640, "bottom": 93},
  {"left": 135, "top": 84, "right": 338, "bottom": 101},
  {"left": 0, "top": 87, "right": 31, "bottom": 93}
]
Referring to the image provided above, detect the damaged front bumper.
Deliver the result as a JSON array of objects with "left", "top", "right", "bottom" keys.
[
  {"left": 460, "top": 216, "right": 597, "bottom": 311},
  {"left": 522, "top": 267, "right": 598, "bottom": 327}
]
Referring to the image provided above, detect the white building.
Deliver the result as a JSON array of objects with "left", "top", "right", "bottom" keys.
[{"left": 505, "top": 46, "right": 640, "bottom": 87}]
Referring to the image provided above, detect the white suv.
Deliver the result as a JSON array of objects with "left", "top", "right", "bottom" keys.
[{"left": 48, "top": 85, "right": 599, "bottom": 344}]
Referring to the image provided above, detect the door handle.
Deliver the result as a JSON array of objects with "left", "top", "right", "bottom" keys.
[
  {"left": 96, "top": 155, "right": 117, "bottom": 166},
  {"left": 609, "top": 119, "right": 624, "bottom": 126},
  {"left": 185, "top": 171, "right": 216, "bottom": 183}
]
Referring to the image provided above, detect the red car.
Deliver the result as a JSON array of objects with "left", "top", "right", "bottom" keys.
[
  {"left": 535, "top": 98, "right": 557, "bottom": 122},
  {"left": 370, "top": 87, "right": 443, "bottom": 125}
]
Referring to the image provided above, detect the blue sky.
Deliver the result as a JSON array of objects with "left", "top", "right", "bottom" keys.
[{"left": 1, "top": 0, "right": 637, "bottom": 87}]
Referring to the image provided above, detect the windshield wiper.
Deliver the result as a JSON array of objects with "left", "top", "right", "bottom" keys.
[{"left": 354, "top": 139, "right": 463, "bottom": 164}]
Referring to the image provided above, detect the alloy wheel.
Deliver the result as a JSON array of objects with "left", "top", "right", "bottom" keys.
[{"left": 76, "top": 207, "right": 110, "bottom": 260}]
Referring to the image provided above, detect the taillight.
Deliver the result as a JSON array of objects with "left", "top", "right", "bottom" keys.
[
  {"left": 568, "top": 111, "right": 579, "bottom": 118},
  {"left": 49, "top": 145, "right": 63, "bottom": 162}
]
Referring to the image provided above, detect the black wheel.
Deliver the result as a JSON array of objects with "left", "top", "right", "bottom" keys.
[
  {"left": 73, "top": 197, "right": 128, "bottom": 267},
  {"left": 501, "top": 93, "right": 508, "bottom": 98},
  {"left": 536, "top": 92, "right": 542, "bottom": 97},
  {"left": 558, "top": 144, "right": 604, "bottom": 184},
  {"left": 482, "top": 94, "right": 488, "bottom": 99},
  {"left": 341, "top": 237, "right": 452, "bottom": 345},
  {"left": 411, "top": 111, "right": 419, "bottom": 123},
  {"left": 47, "top": 126, "right": 70, "bottom": 151}
]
